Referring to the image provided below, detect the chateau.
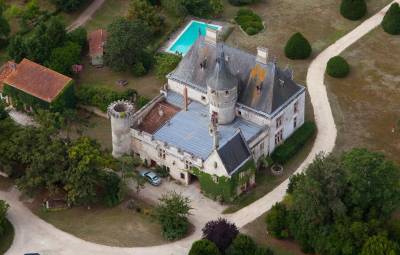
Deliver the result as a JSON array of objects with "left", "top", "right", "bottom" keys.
[{"left": 108, "top": 28, "right": 306, "bottom": 201}]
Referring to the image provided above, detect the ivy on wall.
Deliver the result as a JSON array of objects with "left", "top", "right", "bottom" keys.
[{"left": 191, "top": 160, "right": 256, "bottom": 202}]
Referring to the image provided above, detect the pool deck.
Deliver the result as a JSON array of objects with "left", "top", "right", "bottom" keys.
[{"left": 159, "top": 17, "right": 232, "bottom": 54}]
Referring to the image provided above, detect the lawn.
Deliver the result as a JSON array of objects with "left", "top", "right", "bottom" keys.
[
  {"left": 0, "top": 219, "right": 14, "bottom": 254},
  {"left": 242, "top": 212, "right": 304, "bottom": 255},
  {"left": 33, "top": 197, "right": 167, "bottom": 247},
  {"left": 326, "top": 27, "right": 400, "bottom": 164},
  {"left": 223, "top": 129, "right": 315, "bottom": 213},
  {"left": 83, "top": 0, "right": 129, "bottom": 32}
]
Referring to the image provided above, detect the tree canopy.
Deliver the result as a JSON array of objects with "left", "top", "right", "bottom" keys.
[
  {"left": 189, "top": 239, "right": 221, "bottom": 255},
  {"left": 51, "top": 0, "right": 88, "bottom": 12},
  {"left": 128, "top": 0, "right": 164, "bottom": 34},
  {"left": 202, "top": 218, "right": 239, "bottom": 252},
  {"left": 266, "top": 149, "right": 400, "bottom": 255},
  {"left": 0, "top": 200, "right": 9, "bottom": 236}
]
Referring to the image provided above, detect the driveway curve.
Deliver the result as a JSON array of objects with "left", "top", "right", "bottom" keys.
[
  {"left": 67, "top": 0, "right": 106, "bottom": 31},
  {"left": 2, "top": 2, "right": 398, "bottom": 254}
]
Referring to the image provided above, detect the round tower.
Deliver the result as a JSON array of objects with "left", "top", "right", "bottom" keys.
[
  {"left": 207, "top": 51, "right": 239, "bottom": 125},
  {"left": 108, "top": 100, "right": 134, "bottom": 158}
]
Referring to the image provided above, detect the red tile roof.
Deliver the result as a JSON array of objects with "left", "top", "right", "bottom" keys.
[
  {"left": 138, "top": 101, "right": 180, "bottom": 134},
  {"left": 0, "top": 61, "right": 16, "bottom": 92},
  {"left": 88, "top": 29, "right": 107, "bottom": 56},
  {"left": 3, "top": 59, "right": 73, "bottom": 103}
]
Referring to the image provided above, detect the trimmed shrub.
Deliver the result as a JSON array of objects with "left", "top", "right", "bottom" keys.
[
  {"left": 76, "top": 86, "right": 136, "bottom": 112},
  {"left": 271, "top": 122, "right": 316, "bottom": 164},
  {"left": 340, "top": 0, "right": 367, "bottom": 21},
  {"left": 284, "top": 33, "right": 312, "bottom": 60},
  {"left": 235, "top": 9, "right": 264, "bottom": 36},
  {"left": 189, "top": 239, "right": 221, "bottom": 255},
  {"left": 265, "top": 203, "right": 289, "bottom": 239},
  {"left": 382, "top": 3, "right": 400, "bottom": 35},
  {"left": 226, "top": 234, "right": 257, "bottom": 255},
  {"left": 202, "top": 218, "right": 239, "bottom": 252},
  {"left": 228, "top": 0, "right": 259, "bottom": 6},
  {"left": 326, "top": 56, "right": 350, "bottom": 78}
]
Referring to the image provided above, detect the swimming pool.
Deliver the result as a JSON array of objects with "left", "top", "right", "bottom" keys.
[{"left": 166, "top": 20, "right": 221, "bottom": 56}]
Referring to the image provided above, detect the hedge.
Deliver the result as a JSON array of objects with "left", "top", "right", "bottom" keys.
[
  {"left": 271, "top": 122, "right": 316, "bottom": 164},
  {"left": 382, "top": 3, "right": 400, "bottom": 35},
  {"left": 76, "top": 86, "right": 136, "bottom": 112},
  {"left": 340, "top": 0, "right": 367, "bottom": 21},
  {"left": 228, "top": 0, "right": 260, "bottom": 6},
  {"left": 235, "top": 9, "right": 264, "bottom": 36},
  {"left": 284, "top": 32, "right": 312, "bottom": 60},
  {"left": 326, "top": 56, "right": 350, "bottom": 78}
]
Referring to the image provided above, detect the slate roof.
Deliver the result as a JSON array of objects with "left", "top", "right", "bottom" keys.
[
  {"left": 3, "top": 59, "right": 73, "bottom": 103},
  {"left": 88, "top": 29, "right": 107, "bottom": 56},
  {"left": 206, "top": 51, "right": 239, "bottom": 91},
  {"left": 217, "top": 130, "right": 251, "bottom": 175},
  {"left": 167, "top": 36, "right": 305, "bottom": 115}
]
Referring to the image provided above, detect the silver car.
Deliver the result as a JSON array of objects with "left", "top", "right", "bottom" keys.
[{"left": 140, "top": 170, "right": 162, "bottom": 186}]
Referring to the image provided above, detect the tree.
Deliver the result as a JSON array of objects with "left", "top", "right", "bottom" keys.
[
  {"left": 128, "top": 0, "right": 164, "bottom": 34},
  {"left": 155, "top": 191, "right": 192, "bottom": 240},
  {"left": 104, "top": 18, "right": 151, "bottom": 72},
  {"left": 361, "top": 234, "right": 398, "bottom": 255},
  {"left": 51, "top": 0, "right": 88, "bottom": 12},
  {"left": 382, "top": 3, "right": 400, "bottom": 35},
  {"left": 101, "top": 171, "right": 125, "bottom": 207},
  {"left": 202, "top": 218, "right": 239, "bottom": 252},
  {"left": 118, "top": 155, "right": 145, "bottom": 194},
  {"left": 65, "top": 137, "right": 105, "bottom": 205},
  {"left": 0, "top": 0, "right": 10, "bottom": 47},
  {"left": 226, "top": 234, "right": 257, "bottom": 255},
  {"left": 284, "top": 32, "right": 312, "bottom": 60},
  {"left": 8, "top": 34, "right": 26, "bottom": 62},
  {"left": 189, "top": 239, "right": 221, "bottom": 255},
  {"left": 67, "top": 27, "right": 88, "bottom": 48},
  {"left": 182, "top": 0, "right": 222, "bottom": 18},
  {"left": 160, "top": 0, "right": 187, "bottom": 16},
  {"left": 155, "top": 53, "right": 182, "bottom": 81},
  {"left": 46, "top": 41, "right": 82, "bottom": 75},
  {"left": 0, "top": 200, "right": 9, "bottom": 236},
  {"left": 0, "top": 99, "right": 7, "bottom": 120},
  {"left": 326, "top": 56, "right": 350, "bottom": 78},
  {"left": 228, "top": 0, "right": 260, "bottom": 6},
  {"left": 255, "top": 247, "right": 274, "bottom": 255},
  {"left": 265, "top": 203, "right": 289, "bottom": 239},
  {"left": 340, "top": 0, "right": 367, "bottom": 21},
  {"left": 8, "top": 0, "right": 48, "bottom": 31}
]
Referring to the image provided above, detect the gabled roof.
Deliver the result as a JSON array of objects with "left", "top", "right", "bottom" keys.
[
  {"left": 3, "top": 59, "right": 73, "bottom": 103},
  {"left": 167, "top": 36, "right": 305, "bottom": 115},
  {"left": 88, "top": 29, "right": 107, "bottom": 56},
  {"left": 217, "top": 130, "right": 252, "bottom": 176},
  {"left": 0, "top": 61, "right": 16, "bottom": 92}
]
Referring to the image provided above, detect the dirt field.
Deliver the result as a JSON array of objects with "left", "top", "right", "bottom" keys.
[{"left": 326, "top": 27, "right": 400, "bottom": 164}]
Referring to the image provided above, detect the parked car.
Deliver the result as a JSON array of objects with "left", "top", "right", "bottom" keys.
[
  {"left": 140, "top": 170, "right": 162, "bottom": 186},
  {"left": 24, "top": 253, "right": 40, "bottom": 255}
]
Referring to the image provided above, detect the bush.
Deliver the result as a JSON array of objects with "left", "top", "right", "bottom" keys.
[
  {"left": 388, "top": 219, "right": 400, "bottom": 243},
  {"left": 155, "top": 53, "right": 182, "bottom": 81},
  {"left": 284, "top": 32, "right": 312, "bottom": 60},
  {"left": 136, "top": 95, "right": 150, "bottom": 110},
  {"left": 255, "top": 247, "right": 274, "bottom": 255},
  {"left": 132, "top": 62, "right": 146, "bottom": 77},
  {"left": 228, "top": 0, "right": 259, "bottom": 6},
  {"left": 361, "top": 234, "right": 399, "bottom": 255},
  {"left": 326, "top": 56, "right": 350, "bottom": 78},
  {"left": 51, "top": 0, "right": 88, "bottom": 12},
  {"left": 235, "top": 9, "right": 263, "bottom": 36},
  {"left": 189, "top": 239, "right": 221, "bottom": 255},
  {"left": 271, "top": 122, "right": 316, "bottom": 164},
  {"left": 101, "top": 171, "right": 124, "bottom": 207},
  {"left": 76, "top": 86, "right": 136, "bottom": 112},
  {"left": 265, "top": 203, "right": 289, "bottom": 239},
  {"left": 340, "top": 0, "right": 367, "bottom": 21},
  {"left": 226, "top": 234, "right": 257, "bottom": 255},
  {"left": 0, "top": 100, "right": 7, "bottom": 120},
  {"left": 202, "top": 218, "right": 239, "bottom": 252},
  {"left": 382, "top": 3, "right": 400, "bottom": 35}
]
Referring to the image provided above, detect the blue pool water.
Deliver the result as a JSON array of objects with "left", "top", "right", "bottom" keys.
[{"left": 167, "top": 21, "right": 221, "bottom": 55}]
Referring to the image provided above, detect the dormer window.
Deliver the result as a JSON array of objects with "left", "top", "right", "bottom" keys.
[{"left": 225, "top": 90, "right": 229, "bottom": 95}]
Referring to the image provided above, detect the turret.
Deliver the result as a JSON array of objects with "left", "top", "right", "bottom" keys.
[
  {"left": 108, "top": 100, "right": 134, "bottom": 158},
  {"left": 206, "top": 50, "right": 238, "bottom": 125}
]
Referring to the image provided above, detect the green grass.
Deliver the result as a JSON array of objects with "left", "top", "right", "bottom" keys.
[
  {"left": 0, "top": 219, "right": 15, "bottom": 254},
  {"left": 84, "top": 0, "right": 130, "bottom": 32},
  {"left": 34, "top": 198, "right": 167, "bottom": 247}
]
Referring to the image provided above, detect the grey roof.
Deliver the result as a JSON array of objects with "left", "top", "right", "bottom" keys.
[
  {"left": 217, "top": 131, "right": 251, "bottom": 175},
  {"left": 167, "top": 36, "right": 305, "bottom": 115},
  {"left": 154, "top": 92, "right": 263, "bottom": 160},
  {"left": 206, "top": 51, "right": 239, "bottom": 91}
]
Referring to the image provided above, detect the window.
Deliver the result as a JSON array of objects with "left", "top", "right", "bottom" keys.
[
  {"left": 180, "top": 173, "right": 185, "bottom": 179},
  {"left": 158, "top": 148, "right": 166, "bottom": 159},
  {"left": 293, "top": 116, "right": 297, "bottom": 129},
  {"left": 225, "top": 90, "right": 229, "bottom": 95},
  {"left": 184, "top": 160, "right": 192, "bottom": 170},
  {"left": 275, "top": 129, "right": 283, "bottom": 145},
  {"left": 276, "top": 115, "right": 283, "bottom": 129},
  {"left": 294, "top": 101, "right": 299, "bottom": 113},
  {"left": 260, "top": 142, "right": 264, "bottom": 151},
  {"left": 237, "top": 110, "right": 242, "bottom": 116},
  {"left": 201, "top": 95, "right": 206, "bottom": 101},
  {"left": 214, "top": 162, "right": 218, "bottom": 168}
]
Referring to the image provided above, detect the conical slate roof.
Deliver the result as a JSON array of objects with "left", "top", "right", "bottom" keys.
[{"left": 206, "top": 51, "right": 238, "bottom": 91}]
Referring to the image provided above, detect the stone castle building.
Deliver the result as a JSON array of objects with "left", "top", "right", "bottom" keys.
[{"left": 108, "top": 28, "right": 306, "bottom": 200}]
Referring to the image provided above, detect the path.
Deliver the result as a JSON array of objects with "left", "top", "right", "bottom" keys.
[
  {"left": 2, "top": 2, "right": 398, "bottom": 254},
  {"left": 7, "top": 107, "right": 37, "bottom": 127},
  {"left": 67, "top": 0, "right": 106, "bottom": 31}
]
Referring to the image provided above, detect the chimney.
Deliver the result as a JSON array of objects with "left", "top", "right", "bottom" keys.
[
  {"left": 183, "top": 86, "right": 188, "bottom": 111},
  {"left": 210, "top": 111, "right": 219, "bottom": 149},
  {"left": 256, "top": 47, "right": 268, "bottom": 64},
  {"left": 205, "top": 27, "right": 218, "bottom": 45}
]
